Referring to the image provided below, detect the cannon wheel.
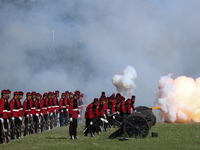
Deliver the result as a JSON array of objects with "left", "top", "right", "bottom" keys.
[{"left": 123, "top": 113, "right": 149, "bottom": 138}]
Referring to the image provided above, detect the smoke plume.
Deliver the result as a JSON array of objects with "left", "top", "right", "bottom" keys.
[{"left": 112, "top": 66, "right": 137, "bottom": 98}]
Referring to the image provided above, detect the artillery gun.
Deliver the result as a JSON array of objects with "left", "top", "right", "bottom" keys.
[{"left": 109, "top": 106, "right": 159, "bottom": 139}]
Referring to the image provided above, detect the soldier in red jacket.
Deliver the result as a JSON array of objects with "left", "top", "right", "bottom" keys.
[
  {"left": 131, "top": 95, "right": 135, "bottom": 111},
  {"left": 0, "top": 90, "right": 6, "bottom": 144},
  {"left": 40, "top": 93, "right": 48, "bottom": 132},
  {"left": 59, "top": 93, "right": 66, "bottom": 126},
  {"left": 125, "top": 98, "right": 132, "bottom": 116},
  {"left": 84, "top": 98, "right": 98, "bottom": 137},
  {"left": 98, "top": 98, "right": 109, "bottom": 132},
  {"left": 23, "top": 92, "right": 32, "bottom": 136},
  {"left": 18, "top": 91, "right": 24, "bottom": 138},
  {"left": 69, "top": 90, "right": 80, "bottom": 139},
  {"left": 2, "top": 90, "right": 11, "bottom": 143},
  {"left": 10, "top": 91, "right": 20, "bottom": 139}
]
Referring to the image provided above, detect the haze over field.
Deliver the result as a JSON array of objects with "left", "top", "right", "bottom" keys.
[{"left": 1, "top": 0, "right": 200, "bottom": 117}]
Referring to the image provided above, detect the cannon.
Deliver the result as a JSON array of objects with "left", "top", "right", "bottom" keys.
[{"left": 109, "top": 106, "right": 158, "bottom": 139}]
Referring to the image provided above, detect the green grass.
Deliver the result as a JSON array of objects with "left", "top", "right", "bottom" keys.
[{"left": 1, "top": 123, "right": 200, "bottom": 150}]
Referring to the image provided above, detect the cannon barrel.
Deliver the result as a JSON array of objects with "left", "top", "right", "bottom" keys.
[{"left": 109, "top": 106, "right": 157, "bottom": 139}]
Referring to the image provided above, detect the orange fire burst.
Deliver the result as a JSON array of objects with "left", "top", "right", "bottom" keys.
[{"left": 156, "top": 75, "right": 200, "bottom": 123}]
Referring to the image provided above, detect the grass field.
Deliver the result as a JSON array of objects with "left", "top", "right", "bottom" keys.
[{"left": 0, "top": 123, "right": 200, "bottom": 150}]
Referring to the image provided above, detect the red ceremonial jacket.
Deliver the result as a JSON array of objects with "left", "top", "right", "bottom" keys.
[
  {"left": 10, "top": 98, "right": 20, "bottom": 118},
  {"left": 40, "top": 98, "right": 48, "bottom": 115},
  {"left": 69, "top": 98, "right": 79, "bottom": 118}
]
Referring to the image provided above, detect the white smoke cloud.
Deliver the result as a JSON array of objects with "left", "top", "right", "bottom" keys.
[{"left": 112, "top": 66, "right": 137, "bottom": 98}]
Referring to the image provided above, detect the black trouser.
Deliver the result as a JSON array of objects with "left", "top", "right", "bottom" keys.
[
  {"left": 69, "top": 118, "right": 77, "bottom": 136},
  {"left": 33, "top": 115, "right": 39, "bottom": 133},
  {"left": 10, "top": 117, "right": 19, "bottom": 139},
  {"left": 0, "top": 119, "right": 4, "bottom": 143},
  {"left": 60, "top": 112, "right": 64, "bottom": 126},
  {"left": 84, "top": 118, "right": 93, "bottom": 136},
  {"left": 41, "top": 114, "right": 48, "bottom": 132},
  {"left": 24, "top": 113, "right": 29, "bottom": 136},
  {"left": 93, "top": 119, "right": 100, "bottom": 134}
]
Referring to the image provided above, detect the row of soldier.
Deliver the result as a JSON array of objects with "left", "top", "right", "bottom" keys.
[
  {"left": 0, "top": 89, "right": 85, "bottom": 143},
  {"left": 84, "top": 92, "right": 135, "bottom": 137}
]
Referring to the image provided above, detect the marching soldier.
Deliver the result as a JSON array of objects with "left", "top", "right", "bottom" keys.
[
  {"left": 0, "top": 90, "right": 6, "bottom": 144},
  {"left": 18, "top": 91, "right": 23, "bottom": 138},
  {"left": 9, "top": 91, "right": 20, "bottom": 139},
  {"left": 23, "top": 92, "right": 32, "bottom": 136},
  {"left": 69, "top": 90, "right": 80, "bottom": 139},
  {"left": 40, "top": 93, "right": 48, "bottom": 132},
  {"left": 30, "top": 91, "right": 38, "bottom": 133},
  {"left": 1, "top": 90, "right": 11, "bottom": 143}
]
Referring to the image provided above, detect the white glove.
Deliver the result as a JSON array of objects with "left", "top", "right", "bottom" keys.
[
  {"left": 18, "top": 116, "right": 22, "bottom": 121},
  {"left": 26, "top": 114, "right": 29, "bottom": 118},
  {"left": 0, "top": 118, "right": 4, "bottom": 123},
  {"left": 69, "top": 117, "right": 73, "bottom": 122},
  {"left": 90, "top": 121, "right": 93, "bottom": 125},
  {"left": 11, "top": 117, "right": 15, "bottom": 121},
  {"left": 36, "top": 113, "right": 39, "bottom": 117},
  {"left": 78, "top": 114, "right": 81, "bottom": 118},
  {"left": 30, "top": 114, "right": 33, "bottom": 117},
  {"left": 7, "top": 119, "right": 9, "bottom": 123},
  {"left": 104, "top": 119, "right": 108, "bottom": 123},
  {"left": 100, "top": 118, "right": 105, "bottom": 122},
  {"left": 66, "top": 109, "right": 68, "bottom": 112},
  {"left": 61, "top": 110, "right": 63, "bottom": 113},
  {"left": 41, "top": 113, "right": 43, "bottom": 116},
  {"left": 116, "top": 111, "right": 120, "bottom": 114},
  {"left": 54, "top": 110, "right": 56, "bottom": 113},
  {"left": 113, "top": 116, "right": 115, "bottom": 119},
  {"left": 50, "top": 112, "right": 53, "bottom": 116}
]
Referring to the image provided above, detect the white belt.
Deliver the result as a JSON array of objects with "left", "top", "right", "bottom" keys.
[
  {"left": 31, "top": 107, "right": 36, "bottom": 109},
  {"left": 42, "top": 108, "right": 47, "bottom": 110},
  {"left": 72, "top": 109, "right": 78, "bottom": 111},
  {"left": 36, "top": 109, "right": 40, "bottom": 111},
  {"left": 13, "top": 109, "right": 19, "bottom": 112},
  {"left": 3, "top": 110, "right": 8, "bottom": 112},
  {"left": 55, "top": 106, "right": 59, "bottom": 108},
  {"left": 66, "top": 105, "right": 69, "bottom": 107},
  {"left": 19, "top": 108, "right": 23, "bottom": 110},
  {"left": 62, "top": 106, "right": 66, "bottom": 108},
  {"left": 48, "top": 107, "right": 51, "bottom": 108}
]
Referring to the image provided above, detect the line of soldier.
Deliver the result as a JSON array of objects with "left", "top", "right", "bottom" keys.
[
  {"left": 84, "top": 92, "right": 135, "bottom": 137},
  {"left": 0, "top": 89, "right": 85, "bottom": 144}
]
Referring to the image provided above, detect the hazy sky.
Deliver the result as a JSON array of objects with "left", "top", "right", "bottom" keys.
[{"left": 0, "top": 0, "right": 200, "bottom": 114}]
